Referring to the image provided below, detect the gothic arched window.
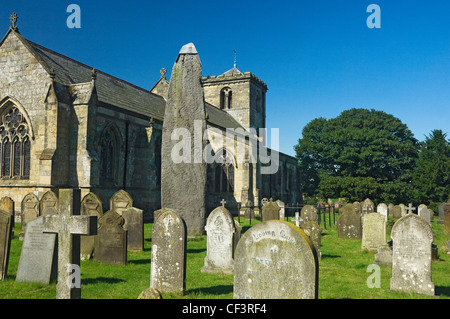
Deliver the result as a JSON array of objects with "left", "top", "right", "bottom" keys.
[
  {"left": 0, "top": 107, "right": 31, "bottom": 179},
  {"left": 212, "top": 150, "right": 235, "bottom": 193},
  {"left": 99, "top": 125, "right": 120, "bottom": 185},
  {"left": 220, "top": 87, "right": 232, "bottom": 110}
]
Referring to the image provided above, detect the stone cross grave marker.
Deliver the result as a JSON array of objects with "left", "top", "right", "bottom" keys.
[
  {"left": 94, "top": 210, "right": 127, "bottom": 265},
  {"left": 406, "top": 203, "right": 416, "bottom": 215},
  {"left": 234, "top": 220, "right": 318, "bottom": 299},
  {"left": 16, "top": 216, "right": 57, "bottom": 284},
  {"left": 201, "top": 206, "right": 236, "bottom": 275},
  {"left": 21, "top": 193, "right": 39, "bottom": 229},
  {"left": 80, "top": 192, "right": 103, "bottom": 260},
  {"left": 43, "top": 189, "right": 97, "bottom": 299},
  {"left": 390, "top": 214, "right": 435, "bottom": 296},
  {"left": 292, "top": 212, "right": 301, "bottom": 227},
  {"left": 150, "top": 209, "right": 187, "bottom": 295},
  {"left": 0, "top": 209, "right": 12, "bottom": 280}
]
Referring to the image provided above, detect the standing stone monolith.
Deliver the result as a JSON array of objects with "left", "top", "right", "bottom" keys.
[
  {"left": 150, "top": 209, "right": 187, "bottom": 295},
  {"left": 234, "top": 221, "right": 318, "bottom": 299},
  {"left": 390, "top": 214, "right": 435, "bottom": 296},
  {"left": 160, "top": 43, "right": 207, "bottom": 237}
]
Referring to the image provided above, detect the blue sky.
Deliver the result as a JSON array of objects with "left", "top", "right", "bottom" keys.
[{"left": 2, "top": 1, "right": 449, "bottom": 156}]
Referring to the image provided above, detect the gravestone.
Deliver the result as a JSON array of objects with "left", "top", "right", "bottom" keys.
[
  {"left": 418, "top": 204, "right": 427, "bottom": 216},
  {"left": 150, "top": 209, "right": 186, "bottom": 295},
  {"left": 261, "top": 199, "right": 280, "bottom": 222},
  {"left": 109, "top": 189, "right": 133, "bottom": 215},
  {"left": 0, "top": 197, "right": 14, "bottom": 228},
  {"left": 398, "top": 203, "right": 407, "bottom": 217},
  {"left": 361, "top": 198, "right": 374, "bottom": 214},
  {"left": 377, "top": 203, "right": 388, "bottom": 221},
  {"left": 292, "top": 212, "right": 301, "bottom": 227},
  {"left": 0, "top": 210, "right": 12, "bottom": 280},
  {"left": 445, "top": 204, "right": 450, "bottom": 234},
  {"left": 405, "top": 203, "right": 416, "bottom": 215},
  {"left": 21, "top": 193, "right": 40, "bottom": 229},
  {"left": 80, "top": 192, "right": 103, "bottom": 260},
  {"left": 301, "top": 221, "right": 322, "bottom": 259},
  {"left": 374, "top": 244, "right": 392, "bottom": 267},
  {"left": 352, "top": 201, "right": 362, "bottom": 213},
  {"left": 300, "top": 205, "right": 318, "bottom": 224},
  {"left": 160, "top": 43, "right": 207, "bottom": 237},
  {"left": 418, "top": 207, "right": 431, "bottom": 224},
  {"left": 388, "top": 203, "right": 394, "bottom": 217},
  {"left": 390, "top": 214, "right": 435, "bottom": 296},
  {"left": 392, "top": 205, "right": 402, "bottom": 219},
  {"left": 40, "top": 191, "right": 58, "bottom": 216},
  {"left": 233, "top": 220, "right": 242, "bottom": 254},
  {"left": 94, "top": 210, "right": 127, "bottom": 265},
  {"left": 122, "top": 207, "right": 144, "bottom": 251},
  {"left": 337, "top": 209, "right": 362, "bottom": 239},
  {"left": 276, "top": 200, "right": 285, "bottom": 220},
  {"left": 16, "top": 216, "right": 57, "bottom": 284},
  {"left": 201, "top": 206, "right": 236, "bottom": 275},
  {"left": 234, "top": 220, "right": 318, "bottom": 299},
  {"left": 43, "top": 189, "right": 97, "bottom": 299},
  {"left": 362, "top": 213, "right": 386, "bottom": 251},
  {"left": 437, "top": 202, "right": 445, "bottom": 224}
]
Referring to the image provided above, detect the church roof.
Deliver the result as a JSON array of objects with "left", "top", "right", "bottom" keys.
[{"left": 221, "top": 67, "right": 243, "bottom": 76}]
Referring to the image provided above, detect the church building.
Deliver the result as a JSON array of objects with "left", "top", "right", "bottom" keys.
[{"left": 0, "top": 15, "right": 298, "bottom": 220}]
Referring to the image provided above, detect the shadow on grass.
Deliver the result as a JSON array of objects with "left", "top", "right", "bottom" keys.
[
  {"left": 187, "top": 248, "right": 206, "bottom": 254},
  {"left": 436, "top": 286, "right": 450, "bottom": 297},
  {"left": 83, "top": 277, "right": 126, "bottom": 285},
  {"left": 127, "top": 259, "right": 151, "bottom": 265},
  {"left": 186, "top": 285, "right": 233, "bottom": 296},
  {"left": 322, "top": 254, "right": 341, "bottom": 259}
]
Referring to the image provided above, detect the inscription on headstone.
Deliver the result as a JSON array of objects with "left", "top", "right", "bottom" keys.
[
  {"left": 362, "top": 213, "right": 386, "bottom": 251},
  {"left": 94, "top": 210, "right": 127, "bottom": 265}
]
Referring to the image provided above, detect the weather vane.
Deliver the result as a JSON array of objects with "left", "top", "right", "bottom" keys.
[
  {"left": 10, "top": 13, "right": 18, "bottom": 31},
  {"left": 233, "top": 49, "right": 237, "bottom": 68}
]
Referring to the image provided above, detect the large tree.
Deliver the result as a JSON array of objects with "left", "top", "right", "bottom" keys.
[
  {"left": 295, "top": 108, "right": 419, "bottom": 203},
  {"left": 412, "top": 129, "right": 450, "bottom": 206}
]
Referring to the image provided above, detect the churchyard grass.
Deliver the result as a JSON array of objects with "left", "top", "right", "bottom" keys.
[{"left": 0, "top": 215, "right": 448, "bottom": 299}]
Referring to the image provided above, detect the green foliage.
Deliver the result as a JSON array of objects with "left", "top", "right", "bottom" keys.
[{"left": 295, "top": 108, "right": 419, "bottom": 203}]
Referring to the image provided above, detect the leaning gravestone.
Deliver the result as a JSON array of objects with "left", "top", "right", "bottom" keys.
[
  {"left": 300, "top": 205, "right": 318, "bottom": 225},
  {"left": 234, "top": 220, "right": 318, "bottom": 299},
  {"left": 122, "top": 207, "right": 144, "bottom": 251},
  {"left": 392, "top": 205, "right": 402, "bottom": 219},
  {"left": 94, "top": 210, "right": 127, "bottom": 265},
  {"left": 337, "top": 209, "right": 362, "bottom": 239},
  {"left": 390, "top": 214, "right": 435, "bottom": 296},
  {"left": 0, "top": 197, "right": 14, "bottom": 228},
  {"left": 150, "top": 209, "right": 187, "bottom": 295},
  {"left": 301, "top": 221, "right": 322, "bottom": 259},
  {"left": 16, "top": 216, "right": 57, "bottom": 284},
  {"left": 21, "top": 193, "right": 40, "bottom": 229},
  {"left": 80, "top": 192, "right": 104, "bottom": 260},
  {"left": 40, "top": 190, "right": 58, "bottom": 216},
  {"left": 201, "top": 206, "right": 236, "bottom": 275},
  {"left": 0, "top": 210, "right": 12, "bottom": 280},
  {"left": 362, "top": 213, "right": 386, "bottom": 251},
  {"left": 261, "top": 199, "right": 280, "bottom": 222},
  {"left": 377, "top": 203, "right": 388, "bottom": 221},
  {"left": 109, "top": 189, "right": 133, "bottom": 215}
]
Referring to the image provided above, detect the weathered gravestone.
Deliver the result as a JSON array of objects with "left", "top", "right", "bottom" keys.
[
  {"left": 160, "top": 43, "right": 207, "bottom": 237},
  {"left": 16, "top": 216, "right": 57, "bottom": 284},
  {"left": 391, "top": 205, "right": 402, "bottom": 219},
  {"left": 388, "top": 203, "right": 394, "bottom": 217},
  {"left": 234, "top": 220, "right": 318, "bottom": 299},
  {"left": 94, "top": 210, "right": 127, "bottom": 265},
  {"left": 361, "top": 198, "right": 374, "bottom": 214},
  {"left": 377, "top": 203, "right": 388, "bottom": 221},
  {"left": 0, "top": 210, "right": 12, "bottom": 280},
  {"left": 437, "top": 202, "right": 445, "bottom": 224},
  {"left": 390, "top": 214, "right": 435, "bottom": 296},
  {"left": 276, "top": 200, "right": 285, "bottom": 220},
  {"left": 43, "top": 189, "right": 97, "bottom": 299},
  {"left": 109, "top": 189, "right": 133, "bottom": 215},
  {"left": 445, "top": 204, "right": 450, "bottom": 234},
  {"left": 40, "top": 190, "right": 58, "bottom": 216},
  {"left": 398, "top": 203, "right": 407, "bottom": 217},
  {"left": 261, "top": 199, "right": 280, "bottom": 222},
  {"left": 362, "top": 213, "right": 386, "bottom": 251},
  {"left": 337, "top": 208, "right": 362, "bottom": 239},
  {"left": 353, "top": 201, "right": 362, "bottom": 213},
  {"left": 21, "top": 193, "right": 39, "bottom": 229},
  {"left": 202, "top": 206, "right": 236, "bottom": 275},
  {"left": 150, "top": 209, "right": 186, "bottom": 295},
  {"left": 300, "top": 205, "right": 318, "bottom": 225},
  {"left": 80, "top": 192, "right": 103, "bottom": 260},
  {"left": 122, "top": 207, "right": 144, "bottom": 251},
  {"left": 301, "top": 221, "right": 322, "bottom": 259},
  {"left": 418, "top": 207, "right": 431, "bottom": 224},
  {"left": 418, "top": 204, "right": 427, "bottom": 216},
  {"left": 0, "top": 197, "right": 14, "bottom": 228}
]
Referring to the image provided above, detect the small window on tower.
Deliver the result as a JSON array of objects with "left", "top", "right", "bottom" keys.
[{"left": 220, "top": 87, "right": 232, "bottom": 110}]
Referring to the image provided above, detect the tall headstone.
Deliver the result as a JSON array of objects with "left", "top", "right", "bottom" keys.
[
  {"left": 150, "top": 209, "right": 187, "bottom": 295},
  {"left": 109, "top": 189, "right": 133, "bottom": 215},
  {"left": 43, "top": 189, "right": 97, "bottom": 299},
  {"left": 94, "top": 210, "right": 127, "bottom": 265},
  {"left": 160, "top": 43, "right": 207, "bottom": 237},
  {"left": 337, "top": 209, "right": 362, "bottom": 239},
  {"left": 21, "top": 193, "right": 40, "bottom": 229},
  {"left": 16, "top": 216, "right": 57, "bottom": 284},
  {"left": 234, "top": 221, "right": 318, "bottom": 299},
  {"left": 377, "top": 203, "right": 388, "bottom": 221},
  {"left": 122, "top": 207, "right": 144, "bottom": 251},
  {"left": 202, "top": 206, "right": 236, "bottom": 275},
  {"left": 80, "top": 192, "right": 103, "bottom": 260},
  {"left": 362, "top": 213, "right": 386, "bottom": 251},
  {"left": 301, "top": 221, "right": 322, "bottom": 259},
  {"left": 300, "top": 205, "right": 318, "bottom": 224},
  {"left": 390, "top": 214, "right": 435, "bottom": 296},
  {"left": 0, "top": 210, "right": 12, "bottom": 280},
  {"left": 40, "top": 190, "right": 58, "bottom": 216},
  {"left": 261, "top": 199, "right": 280, "bottom": 222}
]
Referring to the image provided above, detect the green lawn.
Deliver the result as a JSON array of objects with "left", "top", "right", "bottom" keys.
[{"left": 0, "top": 215, "right": 448, "bottom": 299}]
